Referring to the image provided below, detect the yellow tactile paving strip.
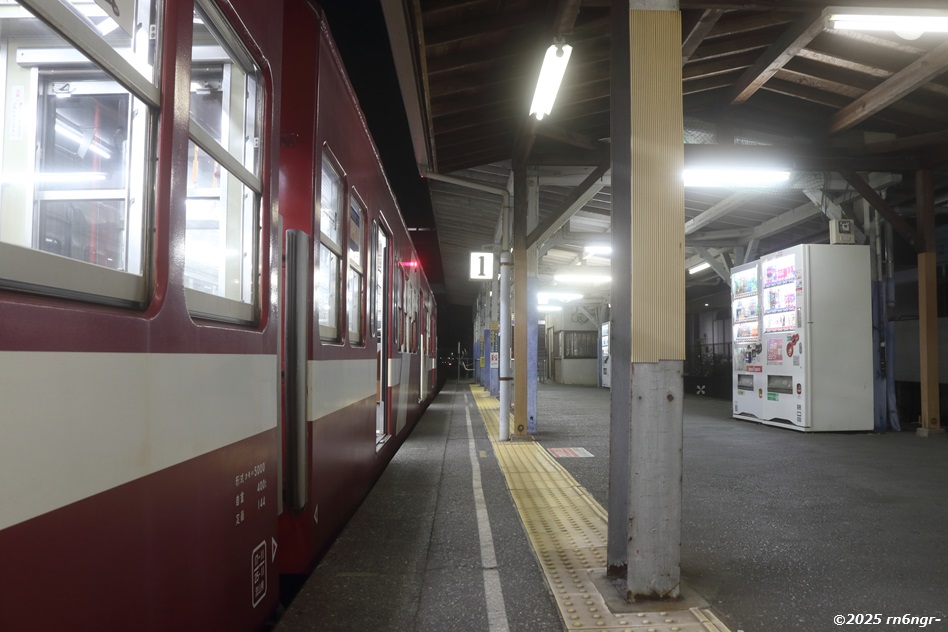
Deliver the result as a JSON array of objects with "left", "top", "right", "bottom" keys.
[{"left": 469, "top": 385, "right": 732, "bottom": 632}]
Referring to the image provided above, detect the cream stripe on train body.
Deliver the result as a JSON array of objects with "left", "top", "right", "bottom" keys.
[
  {"left": 0, "top": 351, "right": 277, "bottom": 532},
  {"left": 307, "top": 358, "right": 377, "bottom": 421}
]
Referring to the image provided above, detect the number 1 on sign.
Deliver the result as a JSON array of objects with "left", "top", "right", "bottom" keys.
[{"left": 470, "top": 252, "right": 494, "bottom": 279}]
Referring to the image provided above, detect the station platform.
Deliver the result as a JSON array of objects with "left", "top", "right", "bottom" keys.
[{"left": 276, "top": 381, "right": 948, "bottom": 632}]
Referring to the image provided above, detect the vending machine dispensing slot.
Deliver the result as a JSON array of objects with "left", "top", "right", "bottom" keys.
[
  {"left": 768, "top": 374, "right": 794, "bottom": 395},
  {"left": 737, "top": 374, "right": 755, "bottom": 391}
]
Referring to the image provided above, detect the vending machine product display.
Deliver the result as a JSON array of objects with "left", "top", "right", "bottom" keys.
[
  {"left": 731, "top": 261, "right": 763, "bottom": 420},
  {"left": 731, "top": 244, "right": 873, "bottom": 432}
]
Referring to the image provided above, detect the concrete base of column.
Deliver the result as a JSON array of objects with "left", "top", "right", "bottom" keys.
[{"left": 627, "top": 360, "right": 683, "bottom": 601}]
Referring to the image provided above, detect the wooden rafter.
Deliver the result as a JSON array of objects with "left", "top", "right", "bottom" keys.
[
  {"left": 688, "top": 29, "right": 776, "bottom": 63},
  {"left": 685, "top": 192, "right": 759, "bottom": 236},
  {"left": 830, "top": 41, "right": 948, "bottom": 134},
  {"left": 840, "top": 171, "right": 920, "bottom": 250},
  {"left": 552, "top": 0, "right": 583, "bottom": 36},
  {"left": 536, "top": 123, "right": 609, "bottom": 152},
  {"left": 682, "top": 9, "right": 724, "bottom": 64},
  {"left": 683, "top": 51, "right": 759, "bottom": 81},
  {"left": 424, "top": 11, "right": 538, "bottom": 48},
  {"left": 860, "top": 130, "right": 948, "bottom": 155},
  {"left": 725, "top": 10, "right": 827, "bottom": 106},
  {"left": 527, "top": 160, "right": 610, "bottom": 249}
]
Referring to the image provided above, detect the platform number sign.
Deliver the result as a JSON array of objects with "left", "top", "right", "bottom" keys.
[{"left": 470, "top": 252, "right": 494, "bottom": 280}]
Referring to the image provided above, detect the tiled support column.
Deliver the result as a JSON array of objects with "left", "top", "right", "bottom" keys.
[{"left": 626, "top": 0, "right": 686, "bottom": 599}]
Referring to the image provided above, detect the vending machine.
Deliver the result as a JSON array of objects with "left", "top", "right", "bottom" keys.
[
  {"left": 731, "top": 261, "right": 763, "bottom": 420},
  {"left": 732, "top": 244, "right": 873, "bottom": 432}
]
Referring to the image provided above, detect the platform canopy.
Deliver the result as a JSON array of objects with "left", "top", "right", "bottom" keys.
[{"left": 382, "top": 0, "right": 948, "bottom": 306}]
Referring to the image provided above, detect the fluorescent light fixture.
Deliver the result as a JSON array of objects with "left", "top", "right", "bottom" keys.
[
  {"left": 55, "top": 120, "right": 112, "bottom": 160},
  {"left": 537, "top": 291, "right": 583, "bottom": 304},
  {"left": 553, "top": 272, "right": 611, "bottom": 285},
  {"left": 0, "top": 172, "right": 108, "bottom": 185},
  {"left": 830, "top": 11, "right": 948, "bottom": 36},
  {"left": 688, "top": 262, "right": 711, "bottom": 275},
  {"left": 97, "top": 18, "right": 120, "bottom": 36},
  {"left": 529, "top": 42, "right": 572, "bottom": 121},
  {"left": 683, "top": 168, "right": 790, "bottom": 188},
  {"left": 537, "top": 305, "right": 563, "bottom": 313},
  {"left": 584, "top": 245, "right": 612, "bottom": 257}
]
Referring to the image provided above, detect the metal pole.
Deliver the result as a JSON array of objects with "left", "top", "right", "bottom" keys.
[
  {"left": 457, "top": 341, "right": 461, "bottom": 384},
  {"left": 499, "top": 251, "right": 512, "bottom": 440}
]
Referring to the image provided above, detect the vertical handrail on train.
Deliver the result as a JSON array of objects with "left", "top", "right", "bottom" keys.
[{"left": 285, "top": 230, "right": 310, "bottom": 511}]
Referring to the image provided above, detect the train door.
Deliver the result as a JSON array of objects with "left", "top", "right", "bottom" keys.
[
  {"left": 284, "top": 229, "right": 310, "bottom": 511},
  {"left": 374, "top": 223, "right": 389, "bottom": 443},
  {"left": 419, "top": 292, "right": 427, "bottom": 402}
]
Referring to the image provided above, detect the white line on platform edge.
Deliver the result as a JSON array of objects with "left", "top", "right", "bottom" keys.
[{"left": 465, "top": 402, "right": 509, "bottom": 632}]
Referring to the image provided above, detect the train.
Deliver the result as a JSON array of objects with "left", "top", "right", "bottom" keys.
[{"left": 0, "top": 0, "right": 437, "bottom": 629}]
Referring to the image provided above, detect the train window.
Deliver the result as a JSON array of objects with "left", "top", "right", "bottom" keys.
[
  {"left": 316, "top": 153, "right": 343, "bottom": 340},
  {"left": 372, "top": 221, "right": 384, "bottom": 341},
  {"left": 184, "top": 0, "right": 263, "bottom": 324},
  {"left": 0, "top": 0, "right": 160, "bottom": 305},
  {"left": 347, "top": 196, "right": 364, "bottom": 345}
]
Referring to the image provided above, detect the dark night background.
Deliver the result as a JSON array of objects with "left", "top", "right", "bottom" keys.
[{"left": 316, "top": 0, "right": 474, "bottom": 356}]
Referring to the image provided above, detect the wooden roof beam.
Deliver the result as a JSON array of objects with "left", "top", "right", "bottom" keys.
[
  {"left": 536, "top": 123, "right": 609, "bottom": 153},
  {"left": 726, "top": 10, "right": 827, "bottom": 107},
  {"left": 840, "top": 171, "right": 921, "bottom": 250},
  {"left": 693, "top": 246, "right": 731, "bottom": 282},
  {"left": 684, "top": 191, "right": 760, "bottom": 235},
  {"left": 859, "top": 130, "right": 948, "bottom": 155},
  {"left": 830, "top": 41, "right": 948, "bottom": 134},
  {"left": 425, "top": 12, "right": 538, "bottom": 48},
  {"left": 553, "top": 0, "right": 583, "bottom": 37},
  {"left": 682, "top": 9, "right": 724, "bottom": 65},
  {"left": 527, "top": 161, "right": 611, "bottom": 249}
]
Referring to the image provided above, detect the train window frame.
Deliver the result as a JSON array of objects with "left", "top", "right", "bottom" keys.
[
  {"left": 183, "top": 0, "right": 264, "bottom": 325},
  {"left": 371, "top": 219, "right": 387, "bottom": 345},
  {"left": 0, "top": 0, "right": 162, "bottom": 307},
  {"left": 316, "top": 147, "right": 344, "bottom": 342},
  {"left": 347, "top": 190, "right": 365, "bottom": 346}
]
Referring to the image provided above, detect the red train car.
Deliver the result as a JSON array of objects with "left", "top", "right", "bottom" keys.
[{"left": 0, "top": 1, "right": 437, "bottom": 630}]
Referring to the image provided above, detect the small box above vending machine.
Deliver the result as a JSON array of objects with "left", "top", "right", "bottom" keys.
[{"left": 830, "top": 219, "right": 855, "bottom": 245}]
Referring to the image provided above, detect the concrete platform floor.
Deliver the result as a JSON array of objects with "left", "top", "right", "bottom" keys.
[{"left": 276, "top": 381, "right": 948, "bottom": 632}]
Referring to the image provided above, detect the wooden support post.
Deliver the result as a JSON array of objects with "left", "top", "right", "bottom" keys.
[
  {"left": 513, "top": 162, "right": 529, "bottom": 436},
  {"left": 524, "top": 176, "right": 539, "bottom": 433},
  {"left": 916, "top": 170, "right": 942, "bottom": 436},
  {"left": 625, "top": 1, "right": 686, "bottom": 600},
  {"left": 607, "top": 0, "right": 632, "bottom": 580}
]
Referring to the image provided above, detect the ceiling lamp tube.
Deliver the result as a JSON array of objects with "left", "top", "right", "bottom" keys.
[
  {"left": 537, "top": 291, "right": 584, "bottom": 303},
  {"left": 553, "top": 272, "right": 610, "bottom": 285},
  {"left": 830, "top": 11, "right": 948, "bottom": 36},
  {"left": 529, "top": 40, "right": 572, "bottom": 121},
  {"left": 584, "top": 245, "right": 612, "bottom": 257},
  {"left": 683, "top": 168, "right": 790, "bottom": 188}
]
